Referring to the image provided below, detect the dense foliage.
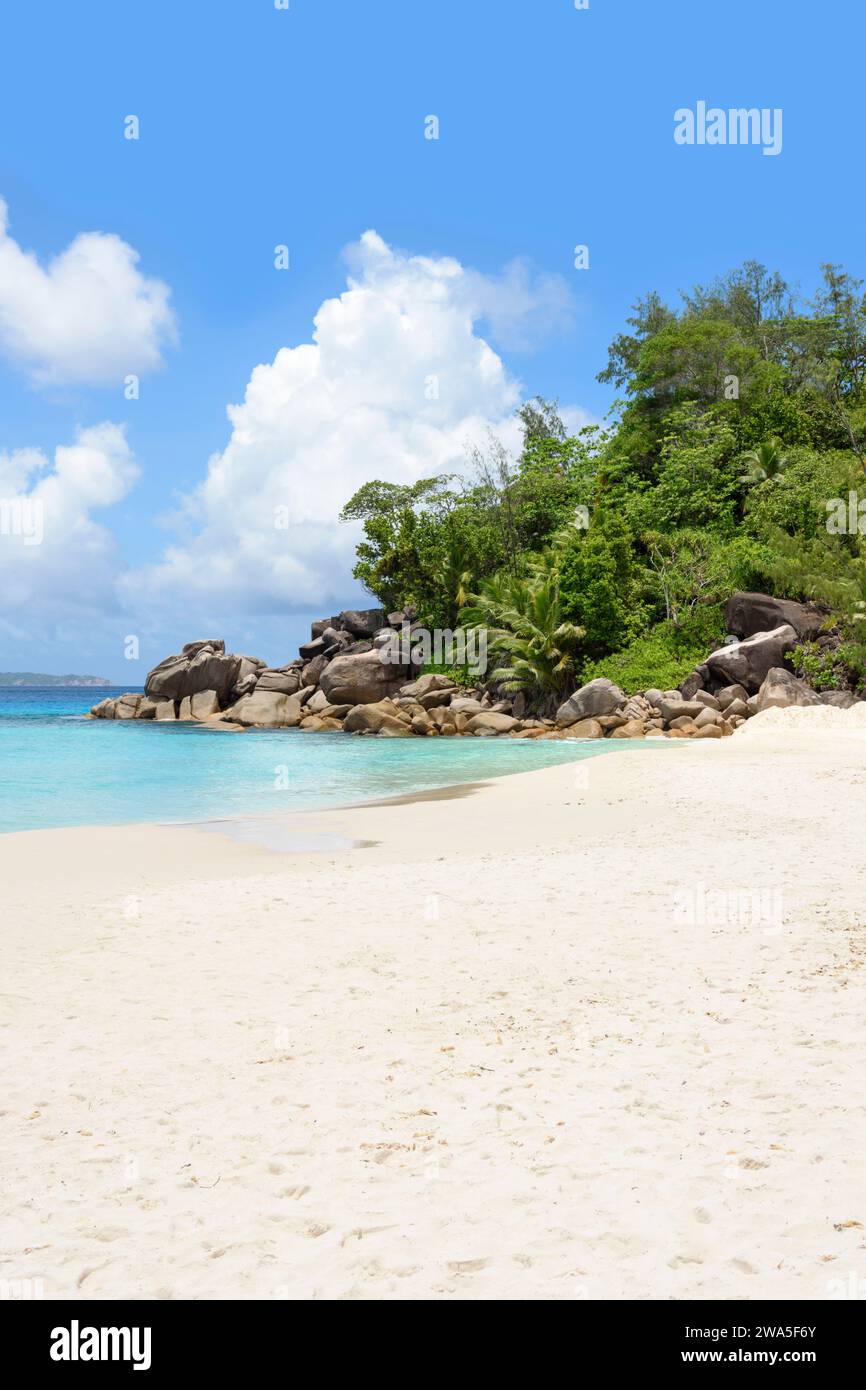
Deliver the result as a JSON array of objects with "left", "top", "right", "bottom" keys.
[{"left": 340, "top": 261, "right": 866, "bottom": 698}]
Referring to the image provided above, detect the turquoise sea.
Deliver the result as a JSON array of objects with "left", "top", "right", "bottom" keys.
[{"left": 0, "top": 686, "right": 662, "bottom": 834}]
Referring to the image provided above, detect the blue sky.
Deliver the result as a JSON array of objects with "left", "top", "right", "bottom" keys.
[{"left": 0, "top": 0, "right": 862, "bottom": 681}]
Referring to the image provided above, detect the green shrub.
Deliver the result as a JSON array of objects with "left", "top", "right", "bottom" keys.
[
  {"left": 791, "top": 640, "right": 866, "bottom": 693},
  {"left": 581, "top": 608, "right": 725, "bottom": 693},
  {"left": 422, "top": 661, "right": 479, "bottom": 689}
]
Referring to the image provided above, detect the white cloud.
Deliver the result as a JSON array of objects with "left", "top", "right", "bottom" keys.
[
  {"left": 129, "top": 231, "right": 574, "bottom": 616},
  {"left": 461, "top": 256, "right": 574, "bottom": 352},
  {"left": 0, "top": 423, "right": 138, "bottom": 637},
  {"left": 0, "top": 198, "right": 177, "bottom": 385}
]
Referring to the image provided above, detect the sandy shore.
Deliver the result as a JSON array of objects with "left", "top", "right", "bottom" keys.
[{"left": 3, "top": 729, "right": 866, "bottom": 1301}]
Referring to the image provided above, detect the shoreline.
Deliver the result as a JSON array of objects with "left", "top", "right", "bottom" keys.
[{"left": 4, "top": 729, "right": 866, "bottom": 1299}]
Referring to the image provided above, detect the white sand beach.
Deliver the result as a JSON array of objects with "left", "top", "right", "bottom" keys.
[{"left": 3, "top": 723, "right": 866, "bottom": 1301}]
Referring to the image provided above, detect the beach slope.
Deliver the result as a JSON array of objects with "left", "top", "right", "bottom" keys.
[{"left": 2, "top": 729, "right": 866, "bottom": 1300}]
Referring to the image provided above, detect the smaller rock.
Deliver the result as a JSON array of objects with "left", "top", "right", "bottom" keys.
[
  {"left": 715, "top": 683, "right": 749, "bottom": 710},
  {"left": 756, "top": 667, "right": 822, "bottom": 712},
  {"left": 818, "top": 690, "right": 860, "bottom": 709},
  {"left": 466, "top": 712, "right": 519, "bottom": 736},
  {"left": 563, "top": 717, "right": 603, "bottom": 739},
  {"left": 694, "top": 690, "right": 721, "bottom": 711},
  {"left": 556, "top": 678, "right": 625, "bottom": 726},
  {"left": 450, "top": 697, "right": 484, "bottom": 716},
  {"left": 724, "top": 697, "right": 749, "bottom": 719},
  {"left": 190, "top": 689, "right": 220, "bottom": 719},
  {"left": 670, "top": 717, "right": 699, "bottom": 735},
  {"left": 693, "top": 706, "right": 721, "bottom": 729},
  {"left": 610, "top": 719, "right": 645, "bottom": 738},
  {"left": 658, "top": 696, "right": 705, "bottom": 724}
]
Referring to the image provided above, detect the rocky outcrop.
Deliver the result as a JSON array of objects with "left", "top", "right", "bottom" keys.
[
  {"left": 91, "top": 585, "right": 854, "bottom": 743},
  {"left": 222, "top": 690, "right": 303, "bottom": 727},
  {"left": 318, "top": 649, "right": 408, "bottom": 706},
  {"left": 556, "top": 678, "right": 626, "bottom": 727},
  {"left": 725, "top": 592, "right": 825, "bottom": 642},
  {"left": 145, "top": 640, "right": 244, "bottom": 703},
  {"left": 755, "top": 667, "right": 823, "bottom": 712},
  {"left": 700, "top": 625, "right": 799, "bottom": 694}
]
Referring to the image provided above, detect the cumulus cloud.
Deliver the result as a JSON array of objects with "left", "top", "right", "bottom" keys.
[
  {"left": 0, "top": 423, "right": 138, "bottom": 638},
  {"left": 461, "top": 256, "right": 574, "bottom": 352},
  {"left": 0, "top": 197, "right": 177, "bottom": 385},
  {"left": 129, "top": 230, "right": 575, "bottom": 616}
]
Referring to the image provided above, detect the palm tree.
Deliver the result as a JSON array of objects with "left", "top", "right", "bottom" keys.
[
  {"left": 739, "top": 438, "right": 789, "bottom": 486},
  {"left": 437, "top": 534, "right": 473, "bottom": 624},
  {"left": 459, "top": 551, "right": 585, "bottom": 701}
]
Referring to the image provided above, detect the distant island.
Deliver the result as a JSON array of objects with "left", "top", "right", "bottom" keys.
[{"left": 0, "top": 672, "right": 112, "bottom": 687}]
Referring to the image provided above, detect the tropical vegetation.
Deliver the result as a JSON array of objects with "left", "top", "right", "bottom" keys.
[{"left": 340, "top": 261, "right": 866, "bottom": 700}]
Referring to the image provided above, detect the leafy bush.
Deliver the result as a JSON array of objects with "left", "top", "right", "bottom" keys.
[
  {"left": 422, "top": 662, "right": 479, "bottom": 689},
  {"left": 791, "top": 640, "right": 866, "bottom": 693},
  {"left": 581, "top": 608, "right": 725, "bottom": 693}
]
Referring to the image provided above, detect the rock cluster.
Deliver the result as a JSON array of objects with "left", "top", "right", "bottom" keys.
[{"left": 89, "top": 592, "right": 864, "bottom": 739}]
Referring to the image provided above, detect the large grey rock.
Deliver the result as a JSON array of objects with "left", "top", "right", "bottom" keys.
[
  {"left": 556, "top": 678, "right": 625, "bottom": 727},
  {"left": 703, "top": 626, "right": 798, "bottom": 695},
  {"left": 725, "top": 592, "right": 825, "bottom": 642},
  {"left": 145, "top": 639, "right": 245, "bottom": 703},
  {"left": 756, "top": 667, "right": 823, "bottom": 712},
  {"left": 222, "top": 690, "right": 302, "bottom": 727},
  {"left": 319, "top": 649, "right": 407, "bottom": 705},
  {"left": 255, "top": 667, "right": 302, "bottom": 695},
  {"left": 337, "top": 607, "right": 388, "bottom": 638}
]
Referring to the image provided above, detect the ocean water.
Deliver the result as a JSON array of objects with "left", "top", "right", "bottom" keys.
[{"left": 0, "top": 687, "right": 666, "bottom": 833}]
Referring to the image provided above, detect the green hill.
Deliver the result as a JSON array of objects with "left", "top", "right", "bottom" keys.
[{"left": 0, "top": 672, "right": 112, "bottom": 687}]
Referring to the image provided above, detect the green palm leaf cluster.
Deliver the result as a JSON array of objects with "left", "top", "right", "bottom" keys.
[
  {"left": 459, "top": 532, "right": 585, "bottom": 697},
  {"left": 739, "top": 438, "right": 789, "bottom": 485}
]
